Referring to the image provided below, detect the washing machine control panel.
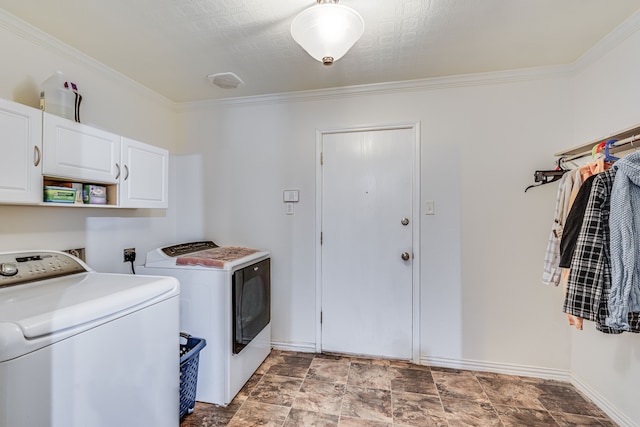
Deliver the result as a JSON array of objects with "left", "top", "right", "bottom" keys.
[{"left": 0, "top": 251, "right": 87, "bottom": 288}]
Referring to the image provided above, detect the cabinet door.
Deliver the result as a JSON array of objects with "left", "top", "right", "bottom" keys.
[
  {"left": 42, "top": 113, "right": 120, "bottom": 183},
  {"left": 0, "top": 99, "right": 42, "bottom": 203},
  {"left": 119, "top": 137, "right": 168, "bottom": 208}
]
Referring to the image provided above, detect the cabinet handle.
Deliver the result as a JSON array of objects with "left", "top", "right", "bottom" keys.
[
  {"left": 115, "top": 163, "right": 121, "bottom": 180},
  {"left": 33, "top": 146, "right": 41, "bottom": 167},
  {"left": 124, "top": 165, "right": 129, "bottom": 181}
]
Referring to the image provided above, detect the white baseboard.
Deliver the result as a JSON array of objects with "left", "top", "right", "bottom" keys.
[
  {"left": 270, "top": 340, "right": 316, "bottom": 354},
  {"left": 421, "top": 355, "right": 571, "bottom": 382}
]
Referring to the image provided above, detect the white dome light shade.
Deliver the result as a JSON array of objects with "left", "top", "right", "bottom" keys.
[{"left": 291, "top": 1, "right": 364, "bottom": 65}]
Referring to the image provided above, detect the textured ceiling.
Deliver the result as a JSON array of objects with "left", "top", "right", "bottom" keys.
[{"left": 1, "top": 0, "right": 640, "bottom": 103}]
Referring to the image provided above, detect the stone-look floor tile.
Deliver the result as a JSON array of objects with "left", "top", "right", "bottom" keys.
[
  {"left": 292, "top": 379, "right": 346, "bottom": 415},
  {"left": 596, "top": 418, "right": 620, "bottom": 427},
  {"left": 307, "top": 357, "right": 351, "bottom": 384},
  {"left": 337, "top": 416, "right": 392, "bottom": 427},
  {"left": 390, "top": 366, "right": 438, "bottom": 395},
  {"left": 286, "top": 351, "right": 317, "bottom": 359},
  {"left": 283, "top": 408, "right": 339, "bottom": 427},
  {"left": 181, "top": 351, "right": 619, "bottom": 427},
  {"left": 233, "top": 373, "right": 263, "bottom": 403},
  {"left": 432, "top": 371, "right": 489, "bottom": 402},
  {"left": 180, "top": 401, "right": 242, "bottom": 427},
  {"left": 348, "top": 362, "right": 390, "bottom": 390},
  {"left": 255, "top": 352, "right": 286, "bottom": 375},
  {"left": 227, "top": 401, "right": 290, "bottom": 427},
  {"left": 266, "top": 355, "right": 313, "bottom": 378},
  {"left": 550, "top": 411, "right": 613, "bottom": 426},
  {"left": 430, "top": 366, "right": 475, "bottom": 376},
  {"left": 494, "top": 405, "right": 559, "bottom": 427},
  {"left": 341, "top": 385, "right": 393, "bottom": 423},
  {"left": 477, "top": 376, "right": 546, "bottom": 410},
  {"left": 389, "top": 360, "right": 431, "bottom": 370},
  {"left": 474, "top": 370, "right": 544, "bottom": 382},
  {"left": 441, "top": 398, "right": 502, "bottom": 427},
  {"left": 248, "top": 374, "right": 303, "bottom": 407},
  {"left": 535, "top": 382, "right": 607, "bottom": 418},
  {"left": 348, "top": 356, "right": 391, "bottom": 366},
  {"left": 392, "top": 391, "right": 448, "bottom": 427}
]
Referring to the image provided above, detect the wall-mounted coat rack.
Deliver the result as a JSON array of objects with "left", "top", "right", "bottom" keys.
[{"left": 525, "top": 123, "right": 640, "bottom": 193}]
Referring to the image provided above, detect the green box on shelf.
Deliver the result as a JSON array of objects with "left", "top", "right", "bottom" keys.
[{"left": 43, "top": 186, "right": 76, "bottom": 203}]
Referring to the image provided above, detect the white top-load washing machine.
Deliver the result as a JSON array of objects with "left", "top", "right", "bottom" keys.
[
  {"left": 0, "top": 250, "right": 180, "bottom": 427},
  {"left": 139, "top": 241, "right": 271, "bottom": 407}
]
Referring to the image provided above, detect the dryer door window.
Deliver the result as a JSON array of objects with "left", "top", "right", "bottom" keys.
[{"left": 232, "top": 258, "right": 270, "bottom": 354}]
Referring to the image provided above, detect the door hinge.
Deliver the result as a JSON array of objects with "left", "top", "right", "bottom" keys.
[
  {"left": 320, "top": 232, "right": 323, "bottom": 245},
  {"left": 320, "top": 152, "right": 323, "bottom": 165},
  {"left": 320, "top": 311, "right": 323, "bottom": 324}
]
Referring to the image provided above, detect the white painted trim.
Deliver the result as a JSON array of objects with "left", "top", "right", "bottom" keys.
[
  {"left": 315, "top": 129, "right": 323, "bottom": 354},
  {"left": 570, "top": 10, "right": 640, "bottom": 76},
  {"left": 315, "top": 122, "right": 421, "bottom": 361},
  {"left": 422, "top": 355, "right": 571, "bottom": 382},
  {"left": 411, "top": 121, "right": 421, "bottom": 364},
  {"left": 179, "top": 65, "right": 571, "bottom": 111},
  {"left": 571, "top": 373, "right": 636, "bottom": 427},
  {"left": 0, "top": 9, "right": 175, "bottom": 110},
  {"left": 271, "top": 341, "right": 317, "bottom": 354}
]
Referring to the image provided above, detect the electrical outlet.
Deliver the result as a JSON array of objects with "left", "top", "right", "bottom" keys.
[{"left": 123, "top": 248, "right": 136, "bottom": 263}]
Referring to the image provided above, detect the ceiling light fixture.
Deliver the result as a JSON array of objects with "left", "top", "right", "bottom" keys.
[{"left": 290, "top": 0, "right": 364, "bottom": 66}]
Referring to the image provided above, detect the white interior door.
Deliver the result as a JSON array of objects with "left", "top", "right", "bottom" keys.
[{"left": 320, "top": 126, "right": 416, "bottom": 360}]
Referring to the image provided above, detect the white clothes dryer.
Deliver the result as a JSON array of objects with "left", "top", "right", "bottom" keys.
[
  {"left": 0, "top": 250, "right": 180, "bottom": 427},
  {"left": 139, "top": 241, "right": 271, "bottom": 407}
]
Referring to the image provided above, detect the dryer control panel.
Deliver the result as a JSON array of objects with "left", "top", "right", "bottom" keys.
[{"left": 0, "top": 251, "right": 88, "bottom": 289}]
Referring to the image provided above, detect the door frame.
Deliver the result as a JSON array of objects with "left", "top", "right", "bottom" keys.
[{"left": 315, "top": 122, "right": 421, "bottom": 362}]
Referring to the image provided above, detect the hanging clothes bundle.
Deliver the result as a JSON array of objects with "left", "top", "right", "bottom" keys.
[{"left": 541, "top": 135, "right": 640, "bottom": 333}]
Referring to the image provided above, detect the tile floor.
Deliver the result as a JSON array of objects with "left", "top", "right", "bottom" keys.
[{"left": 180, "top": 350, "right": 618, "bottom": 427}]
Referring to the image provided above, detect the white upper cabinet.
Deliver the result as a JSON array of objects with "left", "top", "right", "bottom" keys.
[
  {"left": 119, "top": 137, "right": 168, "bottom": 208},
  {"left": 0, "top": 99, "right": 43, "bottom": 203},
  {"left": 42, "top": 112, "right": 121, "bottom": 184}
]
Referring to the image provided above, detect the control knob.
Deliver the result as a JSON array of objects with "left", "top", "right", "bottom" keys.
[{"left": 0, "top": 263, "right": 18, "bottom": 276}]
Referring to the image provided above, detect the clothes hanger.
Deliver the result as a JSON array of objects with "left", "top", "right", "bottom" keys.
[
  {"left": 524, "top": 167, "right": 568, "bottom": 192},
  {"left": 592, "top": 141, "right": 606, "bottom": 160},
  {"left": 604, "top": 139, "right": 620, "bottom": 162}
]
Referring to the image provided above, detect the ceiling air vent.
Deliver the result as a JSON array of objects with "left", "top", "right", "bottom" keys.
[{"left": 207, "top": 72, "right": 245, "bottom": 89}]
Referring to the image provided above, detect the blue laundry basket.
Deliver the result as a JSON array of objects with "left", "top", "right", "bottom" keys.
[{"left": 179, "top": 333, "right": 207, "bottom": 418}]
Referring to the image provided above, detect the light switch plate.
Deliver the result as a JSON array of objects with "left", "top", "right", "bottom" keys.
[
  {"left": 284, "top": 190, "right": 299, "bottom": 202},
  {"left": 424, "top": 200, "right": 435, "bottom": 215}
]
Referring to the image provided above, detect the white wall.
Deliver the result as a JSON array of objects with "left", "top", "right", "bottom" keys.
[
  {"left": 569, "top": 26, "right": 640, "bottom": 426},
  {"left": 0, "top": 10, "right": 182, "bottom": 272},
  {"left": 178, "top": 72, "right": 574, "bottom": 371}
]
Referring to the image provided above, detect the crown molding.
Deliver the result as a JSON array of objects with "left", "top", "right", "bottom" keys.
[
  {"left": 178, "top": 64, "right": 571, "bottom": 112},
  {"left": 0, "top": 8, "right": 176, "bottom": 111},
  {"left": 569, "top": 9, "right": 640, "bottom": 75}
]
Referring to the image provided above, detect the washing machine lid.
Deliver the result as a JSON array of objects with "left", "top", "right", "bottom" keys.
[{"left": 0, "top": 272, "right": 178, "bottom": 339}]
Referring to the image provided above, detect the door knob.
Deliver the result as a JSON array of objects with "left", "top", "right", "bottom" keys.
[
  {"left": 401, "top": 252, "right": 410, "bottom": 261},
  {"left": 401, "top": 217, "right": 409, "bottom": 226}
]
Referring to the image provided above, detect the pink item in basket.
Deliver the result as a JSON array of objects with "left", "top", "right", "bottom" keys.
[{"left": 176, "top": 246, "right": 260, "bottom": 268}]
